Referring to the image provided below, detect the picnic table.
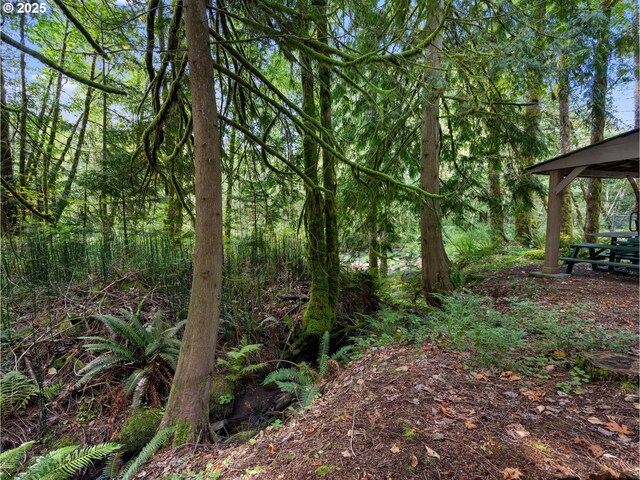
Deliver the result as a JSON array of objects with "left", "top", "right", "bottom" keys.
[{"left": 560, "top": 231, "right": 639, "bottom": 274}]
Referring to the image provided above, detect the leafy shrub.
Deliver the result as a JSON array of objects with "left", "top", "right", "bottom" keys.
[
  {"left": 77, "top": 309, "right": 184, "bottom": 407},
  {"left": 117, "top": 408, "right": 163, "bottom": 455}
]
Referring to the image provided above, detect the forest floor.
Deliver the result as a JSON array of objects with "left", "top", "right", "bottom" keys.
[{"left": 138, "top": 264, "right": 639, "bottom": 480}]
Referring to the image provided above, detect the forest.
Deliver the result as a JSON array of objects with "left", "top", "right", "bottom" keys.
[{"left": 0, "top": 0, "right": 638, "bottom": 478}]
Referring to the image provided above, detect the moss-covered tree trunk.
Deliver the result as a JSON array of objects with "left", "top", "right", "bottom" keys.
[
  {"left": 584, "top": 0, "right": 612, "bottom": 241},
  {"left": 300, "top": 48, "right": 332, "bottom": 341},
  {"left": 317, "top": 0, "right": 339, "bottom": 313},
  {"left": 420, "top": 0, "right": 452, "bottom": 305},
  {"left": 161, "top": 0, "right": 223, "bottom": 440}
]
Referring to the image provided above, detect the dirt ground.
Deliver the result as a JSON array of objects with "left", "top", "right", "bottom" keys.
[{"left": 138, "top": 265, "right": 639, "bottom": 480}]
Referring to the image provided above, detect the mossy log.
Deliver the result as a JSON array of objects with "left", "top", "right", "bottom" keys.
[{"left": 576, "top": 352, "right": 639, "bottom": 383}]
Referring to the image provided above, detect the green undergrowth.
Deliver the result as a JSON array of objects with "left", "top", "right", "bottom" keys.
[{"left": 354, "top": 292, "right": 635, "bottom": 374}]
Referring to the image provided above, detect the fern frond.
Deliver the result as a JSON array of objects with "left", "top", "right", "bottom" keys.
[
  {"left": 331, "top": 345, "right": 359, "bottom": 363},
  {"left": 238, "top": 343, "right": 262, "bottom": 356},
  {"left": 76, "top": 355, "right": 125, "bottom": 385},
  {"left": 81, "top": 340, "right": 137, "bottom": 361},
  {"left": 119, "top": 309, "right": 152, "bottom": 347},
  {"left": 120, "top": 427, "right": 175, "bottom": 480},
  {"left": 269, "top": 381, "right": 304, "bottom": 397},
  {"left": 124, "top": 369, "right": 148, "bottom": 397},
  {"left": 101, "top": 451, "right": 122, "bottom": 480},
  {"left": 264, "top": 367, "right": 312, "bottom": 387},
  {"left": 131, "top": 376, "right": 149, "bottom": 410},
  {"left": 0, "top": 440, "right": 35, "bottom": 480},
  {"left": 300, "top": 385, "right": 320, "bottom": 408},
  {"left": 20, "top": 443, "right": 120, "bottom": 480},
  {"left": 93, "top": 314, "right": 145, "bottom": 351},
  {"left": 0, "top": 371, "right": 37, "bottom": 416}
]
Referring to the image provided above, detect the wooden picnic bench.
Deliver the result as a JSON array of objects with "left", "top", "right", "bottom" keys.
[{"left": 561, "top": 242, "right": 640, "bottom": 274}]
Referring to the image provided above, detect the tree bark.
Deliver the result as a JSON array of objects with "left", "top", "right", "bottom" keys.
[
  {"left": 1, "top": 62, "right": 17, "bottom": 234},
  {"left": 514, "top": 1, "right": 545, "bottom": 245},
  {"left": 300, "top": 48, "right": 332, "bottom": 340},
  {"left": 420, "top": 0, "right": 451, "bottom": 305},
  {"left": 18, "top": 15, "right": 28, "bottom": 196},
  {"left": 224, "top": 127, "right": 236, "bottom": 244},
  {"left": 161, "top": 0, "right": 223, "bottom": 441},
  {"left": 584, "top": 0, "right": 612, "bottom": 240},
  {"left": 488, "top": 157, "right": 505, "bottom": 241},
  {"left": 558, "top": 54, "right": 573, "bottom": 239},
  {"left": 317, "top": 0, "right": 339, "bottom": 312},
  {"left": 368, "top": 209, "right": 379, "bottom": 278}
]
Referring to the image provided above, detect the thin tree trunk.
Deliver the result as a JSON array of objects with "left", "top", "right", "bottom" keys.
[
  {"left": 635, "top": 5, "right": 639, "bottom": 129},
  {"left": 52, "top": 57, "right": 97, "bottom": 222},
  {"left": 368, "top": 210, "right": 379, "bottom": 278},
  {"left": 420, "top": 0, "right": 451, "bottom": 305},
  {"left": 488, "top": 157, "right": 505, "bottom": 241},
  {"left": 558, "top": 54, "right": 573, "bottom": 239},
  {"left": 41, "top": 21, "right": 70, "bottom": 214},
  {"left": 379, "top": 229, "right": 388, "bottom": 278},
  {"left": 584, "top": 0, "right": 612, "bottom": 240},
  {"left": 161, "top": 0, "right": 223, "bottom": 440},
  {"left": 515, "top": 1, "right": 545, "bottom": 245},
  {"left": 18, "top": 15, "right": 28, "bottom": 196},
  {"left": 1, "top": 62, "right": 17, "bottom": 234},
  {"left": 224, "top": 127, "right": 236, "bottom": 244}
]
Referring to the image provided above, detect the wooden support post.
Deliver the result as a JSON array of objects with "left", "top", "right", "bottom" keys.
[{"left": 542, "top": 170, "right": 564, "bottom": 274}]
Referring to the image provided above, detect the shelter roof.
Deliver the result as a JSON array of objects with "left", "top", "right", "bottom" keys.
[{"left": 526, "top": 129, "right": 639, "bottom": 179}]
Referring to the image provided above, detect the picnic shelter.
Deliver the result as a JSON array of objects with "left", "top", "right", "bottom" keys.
[{"left": 526, "top": 128, "right": 640, "bottom": 275}]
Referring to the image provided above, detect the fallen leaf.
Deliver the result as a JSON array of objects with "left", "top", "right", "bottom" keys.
[
  {"left": 464, "top": 419, "right": 477, "bottom": 429},
  {"left": 396, "top": 366, "right": 409, "bottom": 372},
  {"left": 47, "top": 367, "right": 57, "bottom": 375},
  {"left": 604, "top": 419, "right": 632, "bottom": 437},
  {"left": 437, "top": 404, "right": 454, "bottom": 417},
  {"left": 356, "top": 379, "right": 365, "bottom": 385},
  {"left": 535, "top": 406, "right": 545, "bottom": 414},
  {"left": 555, "top": 465, "right": 575, "bottom": 476},
  {"left": 410, "top": 455, "right": 418, "bottom": 467},
  {"left": 341, "top": 450, "right": 352, "bottom": 458},
  {"left": 424, "top": 446, "right": 440, "bottom": 459},
  {"left": 587, "top": 417, "right": 603, "bottom": 425},
  {"left": 501, "top": 371, "right": 521, "bottom": 381},
  {"left": 502, "top": 467, "right": 522, "bottom": 480},
  {"left": 475, "top": 372, "right": 487, "bottom": 381},
  {"left": 268, "top": 443, "right": 275, "bottom": 454},
  {"left": 553, "top": 349, "right": 567, "bottom": 358},
  {"left": 431, "top": 432, "right": 444, "bottom": 441},
  {"left": 521, "top": 389, "right": 546, "bottom": 401},
  {"left": 390, "top": 444, "right": 400, "bottom": 454},
  {"left": 587, "top": 443, "right": 604, "bottom": 457}
]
